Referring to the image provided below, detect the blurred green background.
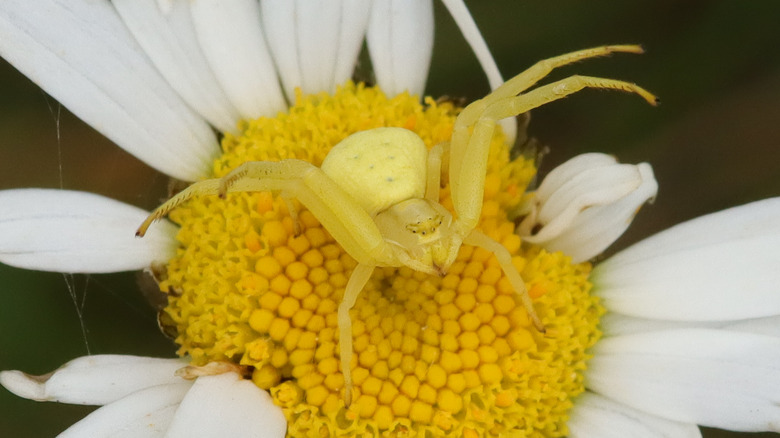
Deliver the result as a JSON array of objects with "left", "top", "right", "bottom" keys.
[{"left": 1, "top": 1, "right": 779, "bottom": 436}]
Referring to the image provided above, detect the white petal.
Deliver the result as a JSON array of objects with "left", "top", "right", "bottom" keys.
[
  {"left": 439, "top": 0, "right": 501, "bottom": 90},
  {"left": 58, "top": 383, "right": 191, "bottom": 438},
  {"left": 601, "top": 313, "right": 780, "bottom": 338},
  {"left": 156, "top": 1, "right": 174, "bottom": 16},
  {"left": 262, "top": 0, "right": 371, "bottom": 101},
  {"left": 288, "top": 0, "right": 341, "bottom": 96},
  {"left": 297, "top": 0, "right": 368, "bottom": 95},
  {"left": 722, "top": 316, "right": 780, "bottom": 338},
  {"left": 0, "top": 355, "right": 185, "bottom": 405},
  {"left": 296, "top": 2, "right": 343, "bottom": 95},
  {"left": 600, "top": 197, "right": 780, "bottom": 263},
  {"left": 99, "top": 404, "right": 178, "bottom": 438},
  {"left": 0, "top": 189, "right": 177, "bottom": 273},
  {"left": 601, "top": 313, "right": 682, "bottom": 336},
  {"left": 535, "top": 153, "right": 619, "bottom": 201},
  {"left": 438, "top": 0, "right": 516, "bottom": 142},
  {"left": 521, "top": 154, "right": 657, "bottom": 263},
  {"left": 190, "top": 0, "right": 287, "bottom": 120},
  {"left": 568, "top": 392, "right": 701, "bottom": 438},
  {"left": 332, "top": 1, "right": 373, "bottom": 89},
  {"left": 593, "top": 197, "right": 780, "bottom": 320},
  {"left": 541, "top": 163, "right": 657, "bottom": 263},
  {"left": 0, "top": 0, "right": 218, "bottom": 181},
  {"left": 587, "top": 329, "right": 780, "bottom": 432},
  {"left": 532, "top": 164, "right": 643, "bottom": 239},
  {"left": 259, "top": 1, "right": 300, "bottom": 102},
  {"left": 165, "top": 372, "right": 286, "bottom": 438},
  {"left": 113, "top": 0, "right": 242, "bottom": 134},
  {"left": 367, "top": 0, "right": 434, "bottom": 97},
  {"left": 599, "top": 313, "right": 707, "bottom": 336}
]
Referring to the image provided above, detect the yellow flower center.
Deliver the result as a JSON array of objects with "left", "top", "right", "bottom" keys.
[{"left": 159, "top": 82, "right": 603, "bottom": 437}]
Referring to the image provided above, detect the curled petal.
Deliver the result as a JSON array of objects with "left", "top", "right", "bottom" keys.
[
  {"left": 593, "top": 197, "right": 780, "bottom": 320},
  {"left": 0, "top": 0, "right": 218, "bottom": 181},
  {"left": 568, "top": 392, "right": 701, "bottom": 438},
  {"left": 521, "top": 153, "right": 657, "bottom": 262},
  {"left": 533, "top": 165, "right": 643, "bottom": 239},
  {"left": 0, "top": 355, "right": 185, "bottom": 405},
  {"left": 165, "top": 373, "right": 286, "bottom": 438},
  {"left": 0, "top": 189, "right": 177, "bottom": 273},
  {"left": 534, "top": 154, "right": 620, "bottom": 201},
  {"left": 367, "top": 0, "right": 434, "bottom": 97},
  {"left": 587, "top": 329, "right": 780, "bottom": 432}
]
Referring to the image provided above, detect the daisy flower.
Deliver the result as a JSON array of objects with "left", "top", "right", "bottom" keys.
[{"left": 1, "top": 1, "right": 779, "bottom": 437}]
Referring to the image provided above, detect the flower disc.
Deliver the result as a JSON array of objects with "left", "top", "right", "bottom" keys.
[{"left": 160, "top": 82, "right": 603, "bottom": 437}]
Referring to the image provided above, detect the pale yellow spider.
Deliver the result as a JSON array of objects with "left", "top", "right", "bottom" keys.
[{"left": 137, "top": 45, "right": 657, "bottom": 405}]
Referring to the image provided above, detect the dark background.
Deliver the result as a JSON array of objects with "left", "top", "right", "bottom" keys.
[{"left": 1, "top": 1, "right": 778, "bottom": 436}]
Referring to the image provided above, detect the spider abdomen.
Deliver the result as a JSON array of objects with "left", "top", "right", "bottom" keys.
[{"left": 321, "top": 127, "right": 428, "bottom": 215}]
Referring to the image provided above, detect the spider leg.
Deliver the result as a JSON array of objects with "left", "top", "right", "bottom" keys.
[
  {"left": 138, "top": 160, "right": 397, "bottom": 406},
  {"left": 136, "top": 179, "right": 221, "bottom": 237},
  {"left": 281, "top": 194, "right": 302, "bottom": 236},
  {"left": 220, "top": 161, "right": 393, "bottom": 263},
  {"left": 449, "top": 45, "right": 652, "bottom": 220},
  {"left": 464, "top": 230, "right": 545, "bottom": 332},
  {"left": 450, "top": 116, "right": 497, "bottom": 234},
  {"left": 140, "top": 160, "right": 391, "bottom": 265},
  {"left": 453, "top": 45, "right": 645, "bottom": 137},
  {"left": 425, "top": 143, "right": 446, "bottom": 202},
  {"left": 449, "top": 75, "right": 657, "bottom": 235},
  {"left": 338, "top": 263, "right": 375, "bottom": 407},
  {"left": 489, "top": 44, "right": 644, "bottom": 103},
  {"left": 483, "top": 75, "right": 658, "bottom": 122}
]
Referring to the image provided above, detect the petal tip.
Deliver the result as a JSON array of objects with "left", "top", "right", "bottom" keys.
[{"left": 0, "top": 370, "right": 50, "bottom": 401}]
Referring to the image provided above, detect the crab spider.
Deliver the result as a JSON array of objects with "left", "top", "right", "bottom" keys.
[{"left": 137, "top": 45, "right": 657, "bottom": 406}]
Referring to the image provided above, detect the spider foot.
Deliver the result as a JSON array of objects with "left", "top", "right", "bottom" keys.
[{"left": 344, "top": 382, "right": 353, "bottom": 408}]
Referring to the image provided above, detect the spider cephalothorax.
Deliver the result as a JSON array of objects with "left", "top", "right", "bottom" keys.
[{"left": 137, "top": 45, "right": 657, "bottom": 405}]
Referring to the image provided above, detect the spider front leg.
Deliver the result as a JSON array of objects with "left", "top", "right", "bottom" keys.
[
  {"left": 482, "top": 75, "right": 657, "bottom": 123},
  {"left": 136, "top": 179, "right": 221, "bottom": 237},
  {"left": 446, "top": 46, "right": 658, "bottom": 333},
  {"left": 140, "top": 160, "right": 388, "bottom": 260},
  {"left": 452, "top": 73, "right": 656, "bottom": 213},
  {"left": 450, "top": 45, "right": 648, "bottom": 154},
  {"left": 449, "top": 46, "right": 658, "bottom": 227},
  {"left": 137, "top": 160, "right": 402, "bottom": 407}
]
